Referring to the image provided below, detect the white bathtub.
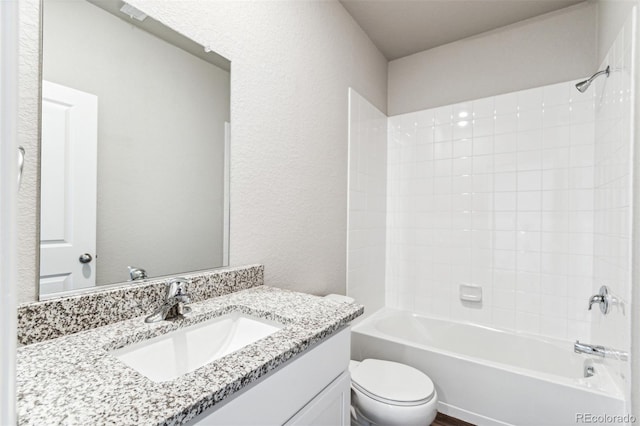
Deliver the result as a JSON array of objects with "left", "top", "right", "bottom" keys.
[{"left": 351, "top": 308, "right": 626, "bottom": 426}]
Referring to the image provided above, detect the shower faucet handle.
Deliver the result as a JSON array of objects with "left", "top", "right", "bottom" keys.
[{"left": 587, "top": 286, "right": 610, "bottom": 315}]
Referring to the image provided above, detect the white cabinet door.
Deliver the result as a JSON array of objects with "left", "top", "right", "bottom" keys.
[
  {"left": 40, "top": 81, "right": 98, "bottom": 296},
  {"left": 285, "top": 371, "right": 351, "bottom": 426}
]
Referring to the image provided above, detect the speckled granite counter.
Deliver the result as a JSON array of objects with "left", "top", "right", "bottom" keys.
[{"left": 17, "top": 286, "right": 363, "bottom": 426}]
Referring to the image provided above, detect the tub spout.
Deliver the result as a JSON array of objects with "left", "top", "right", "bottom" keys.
[
  {"left": 574, "top": 340, "right": 605, "bottom": 357},
  {"left": 574, "top": 340, "right": 628, "bottom": 361}
]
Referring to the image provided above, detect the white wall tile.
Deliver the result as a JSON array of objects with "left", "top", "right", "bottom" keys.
[
  {"left": 473, "top": 117, "right": 495, "bottom": 137},
  {"left": 495, "top": 114, "right": 518, "bottom": 135},
  {"left": 518, "top": 110, "right": 543, "bottom": 132},
  {"left": 544, "top": 104, "right": 572, "bottom": 128},
  {"left": 473, "top": 97, "right": 495, "bottom": 119},
  {"left": 517, "top": 129, "right": 542, "bottom": 151},
  {"left": 542, "top": 147, "right": 570, "bottom": 170},
  {"left": 453, "top": 139, "right": 472, "bottom": 158},
  {"left": 517, "top": 88, "right": 543, "bottom": 112},
  {"left": 543, "top": 125, "right": 571, "bottom": 149},
  {"left": 517, "top": 171, "right": 542, "bottom": 191},
  {"left": 433, "top": 105, "right": 453, "bottom": 124},
  {"left": 473, "top": 136, "right": 493, "bottom": 156},
  {"left": 434, "top": 124, "right": 453, "bottom": 142},
  {"left": 494, "top": 92, "right": 518, "bottom": 116},
  {"left": 386, "top": 79, "right": 599, "bottom": 341},
  {"left": 543, "top": 82, "right": 572, "bottom": 107},
  {"left": 453, "top": 121, "right": 473, "bottom": 140},
  {"left": 494, "top": 133, "right": 517, "bottom": 153}
]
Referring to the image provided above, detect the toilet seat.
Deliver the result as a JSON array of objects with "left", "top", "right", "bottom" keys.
[{"left": 350, "top": 359, "right": 435, "bottom": 406}]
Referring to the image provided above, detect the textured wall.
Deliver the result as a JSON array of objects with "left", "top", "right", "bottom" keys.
[
  {"left": 17, "top": 0, "right": 40, "bottom": 304},
  {"left": 17, "top": 0, "right": 387, "bottom": 301},
  {"left": 347, "top": 89, "right": 387, "bottom": 317},
  {"left": 388, "top": 3, "right": 597, "bottom": 115}
]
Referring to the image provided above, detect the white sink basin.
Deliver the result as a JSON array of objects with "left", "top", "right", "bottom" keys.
[{"left": 111, "top": 312, "right": 284, "bottom": 382}]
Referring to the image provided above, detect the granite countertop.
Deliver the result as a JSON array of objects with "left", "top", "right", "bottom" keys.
[{"left": 17, "top": 286, "right": 363, "bottom": 426}]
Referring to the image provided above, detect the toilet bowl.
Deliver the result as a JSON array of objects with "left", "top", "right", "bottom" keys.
[
  {"left": 320, "top": 296, "right": 438, "bottom": 425},
  {"left": 349, "top": 359, "right": 438, "bottom": 426}
]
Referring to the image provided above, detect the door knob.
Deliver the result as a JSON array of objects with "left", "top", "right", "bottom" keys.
[{"left": 79, "top": 253, "right": 93, "bottom": 264}]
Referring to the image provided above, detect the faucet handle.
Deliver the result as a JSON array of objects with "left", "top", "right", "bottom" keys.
[
  {"left": 588, "top": 286, "right": 610, "bottom": 314},
  {"left": 174, "top": 286, "right": 191, "bottom": 304},
  {"left": 165, "top": 277, "right": 192, "bottom": 299},
  {"left": 588, "top": 295, "right": 604, "bottom": 310},
  {"left": 128, "top": 266, "right": 147, "bottom": 281}
]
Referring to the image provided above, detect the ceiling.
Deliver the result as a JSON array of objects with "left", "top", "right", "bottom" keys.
[
  {"left": 86, "top": 0, "right": 230, "bottom": 71},
  {"left": 340, "top": 0, "right": 586, "bottom": 60}
]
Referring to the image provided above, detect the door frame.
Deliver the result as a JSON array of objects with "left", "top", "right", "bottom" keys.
[{"left": 0, "top": 0, "right": 19, "bottom": 423}]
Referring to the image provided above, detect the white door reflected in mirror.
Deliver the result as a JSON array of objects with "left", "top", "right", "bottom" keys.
[{"left": 40, "top": 80, "right": 97, "bottom": 296}]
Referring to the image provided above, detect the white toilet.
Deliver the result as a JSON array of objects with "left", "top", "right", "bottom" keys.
[
  {"left": 322, "top": 296, "right": 437, "bottom": 425},
  {"left": 349, "top": 359, "right": 438, "bottom": 426}
]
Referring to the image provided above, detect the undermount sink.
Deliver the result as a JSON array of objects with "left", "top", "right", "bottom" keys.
[{"left": 111, "top": 312, "right": 284, "bottom": 382}]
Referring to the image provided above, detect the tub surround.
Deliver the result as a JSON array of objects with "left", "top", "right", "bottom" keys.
[
  {"left": 17, "top": 285, "right": 363, "bottom": 425},
  {"left": 352, "top": 308, "right": 625, "bottom": 426},
  {"left": 17, "top": 265, "right": 264, "bottom": 345}
]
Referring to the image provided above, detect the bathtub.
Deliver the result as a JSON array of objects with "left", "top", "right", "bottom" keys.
[{"left": 351, "top": 308, "right": 626, "bottom": 426}]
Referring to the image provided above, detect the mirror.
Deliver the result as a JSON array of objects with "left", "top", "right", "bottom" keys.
[{"left": 39, "top": 0, "right": 230, "bottom": 299}]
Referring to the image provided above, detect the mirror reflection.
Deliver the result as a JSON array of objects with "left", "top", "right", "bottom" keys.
[{"left": 39, "top": 0, "right": 231, "bottom": 299}]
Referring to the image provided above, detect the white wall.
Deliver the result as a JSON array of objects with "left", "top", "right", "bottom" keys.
[
  {"left": 388, "top": 3, "right": 597, "bottom": 115},
  {"left": 347, "top": 89, "right": 387, "bottom": 316},
  {"left": 42, "top": 0, "right": 229, "bottom": 285},
  {"left": 386, "top": 79, "right": 598, "bottom": 340},
  {"left": 17, "top": 1, "right": 387, "bottom": 301}
]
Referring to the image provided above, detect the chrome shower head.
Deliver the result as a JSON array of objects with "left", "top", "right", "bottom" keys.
[{"left": 575, "top": 66, "right": 610, "bottom": 93}]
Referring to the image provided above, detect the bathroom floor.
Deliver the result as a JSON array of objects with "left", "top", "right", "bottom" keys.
[{"left": 432, "top": 413, "right": 475, "bottom": 426}]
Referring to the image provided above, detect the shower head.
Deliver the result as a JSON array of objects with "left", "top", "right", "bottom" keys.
[{"left": 575, "top": 66, "right": 610, "bottom": 93}]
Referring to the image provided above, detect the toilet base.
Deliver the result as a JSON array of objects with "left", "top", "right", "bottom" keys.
[
  {"left": 351, "top": 405, "right": 372, "bottom": 426},
  {"left": 351, "top": 389, "right": 438, "bottom": 426}
]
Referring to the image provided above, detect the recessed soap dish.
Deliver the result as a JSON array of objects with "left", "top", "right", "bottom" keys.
[{"left": 459, "top": 283, "right": 482, "bottom": 302}]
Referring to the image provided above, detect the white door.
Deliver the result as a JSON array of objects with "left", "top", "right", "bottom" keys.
[{"left": 40, "top": 80, "right": 98, "bottom": 297}]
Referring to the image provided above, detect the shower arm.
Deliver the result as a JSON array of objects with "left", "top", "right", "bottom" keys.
[{"left": 575, "top": 66, "right": 610, "bottom": 93}]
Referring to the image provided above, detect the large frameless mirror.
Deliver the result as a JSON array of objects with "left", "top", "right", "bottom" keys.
[{"left": 39, "top": 0, "right": 231, "bottom": 299}]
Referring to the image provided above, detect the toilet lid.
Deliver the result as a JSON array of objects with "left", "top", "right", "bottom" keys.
[{"left": 351, "top": 359, "right": 435, "bottom": 405}]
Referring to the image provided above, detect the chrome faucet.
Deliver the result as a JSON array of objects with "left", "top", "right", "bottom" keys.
[
  {"left": 574, "top": 340, "right": 628, "bottom": 361},
  {"left": 145, "top": 277, "right": 192, "bottom": 323},
  {"left": 588, "top": 286, "right": 611, "bottom": 314},
  {"left": 128, "top": 266, "right": 147, "bottom": 281}
]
